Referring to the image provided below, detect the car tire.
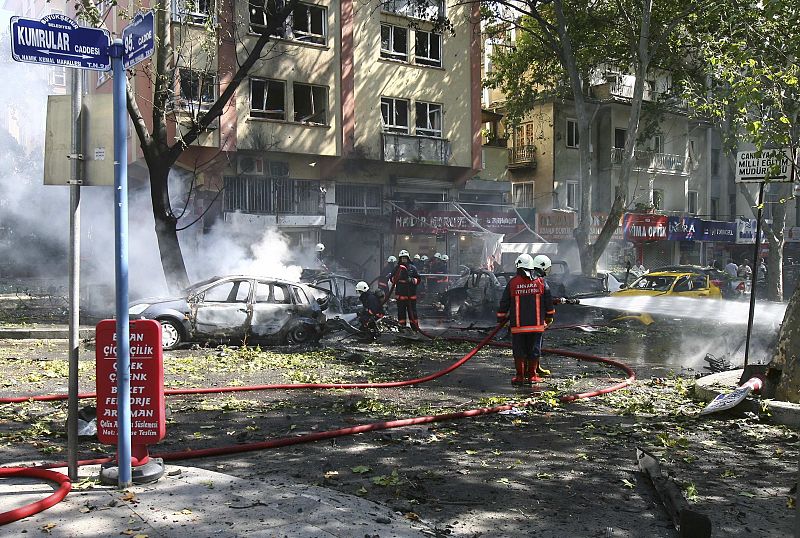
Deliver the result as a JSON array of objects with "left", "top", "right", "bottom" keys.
[
  {"left": 286, "top": 324, "right": 316, "bottom": 345},
  {"left": 159, "top": 318, "right": 183, "bottom": 350}
]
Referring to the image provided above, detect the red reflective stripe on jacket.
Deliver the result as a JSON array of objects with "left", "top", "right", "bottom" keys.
[
  {"left": 510, "top": 325, "right": 546, "bottom": 334},
  {"left": 497, "top": 274, "right": 554, "bottom": 333},
  {"left": 396, "top": 295, "right": 417, "bottom": 300}
]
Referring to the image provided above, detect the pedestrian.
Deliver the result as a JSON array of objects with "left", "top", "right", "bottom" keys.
[
  {"left": 725, "top": 259, "right": 738, "bottom": 277},
  {"left": 355, "top": 281, "right": 384, "bottom": 338},
  {"left": 497, "top": 254, "right": 555, "bottom": 385},
  {"left": 758, "top": 258, "right": 767, "bottom": 283},
  {"left": 738, "top": 260, "right": 752, "bottom": 279},
  {"left": 390, "top": 250, "right": 421, "bottom": 330},
  {"left": 377, "top": 255, "right": 396, "bottom": 296}
]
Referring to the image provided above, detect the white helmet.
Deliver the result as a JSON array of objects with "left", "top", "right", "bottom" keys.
[
  {"left": 515, "top": 254, "right": 535, "bottom": 270},
  {"left": 315, "top": 243, "right": 325, "bottom": 252},
  {"left": 387, "top": 255, "right": 397, "bottom": 263},
  {"left": 398, "top": 249, "right": 410, "bottom": 258},
  {"left": 421, "top": 255, "right": 429, "bottom": 261},
  {"left": 441, "top": 254, "right": 449, "bottom": 261},
  {"left": 434, "top": 252, "right": 442, "bottom": 259},
  {"left": 355, "top": 281, "right": 369, "bottom": 293},
  {"left": 414, "top": 254, "right": 421, "bottom": 260},
  {"left": 532, "top": 254, "right": 552, "bottom": 274}
]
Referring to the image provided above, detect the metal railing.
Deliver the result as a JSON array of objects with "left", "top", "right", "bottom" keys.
[
  {"left": 223, "top": 177, "right": 324, "bottom": 215},
  {"left": 382, "top": 133, "right": 451, "bottom": 165},
  {"left": 509, "top": 145, "right": 536, "bottom": 167},
  {"left": 610, "top": 147, "right": 685, "bottom": 173}
]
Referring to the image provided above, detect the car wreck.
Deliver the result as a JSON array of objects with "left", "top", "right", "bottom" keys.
[{"left": 129, "top": 275, "right": 327, "bottom": 350}]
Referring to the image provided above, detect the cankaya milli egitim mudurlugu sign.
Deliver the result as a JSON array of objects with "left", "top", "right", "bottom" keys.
[
  {"left": 95, "top": 319, "right": 165, "bottom": 445},
  {"left": 735, "top": 149, "right": 796, "bottom": 183}
]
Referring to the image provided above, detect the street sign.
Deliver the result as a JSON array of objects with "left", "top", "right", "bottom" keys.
[
  {"left": 122, "top": 11, "right": 154, "bottom": 69},
  {"left": 10, "top": 14, "right": 111, "bottom": 71},
  {"left": 735, "top": 148, "right": 795, "bottom": 183}
]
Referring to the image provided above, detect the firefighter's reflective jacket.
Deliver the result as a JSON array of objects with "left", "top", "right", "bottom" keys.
[
  {"left": 359, "top": 291, "right": 384, "bottom": 317},
  {"left": 390, "top": 263, "right": 420, "bottom": 300},
  {"left": 497, "top": 274, "right": 555, "bottom": 333}
]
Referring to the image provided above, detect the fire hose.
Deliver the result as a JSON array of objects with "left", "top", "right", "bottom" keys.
[{"left": 0, "top": 322, "right": 635, "bottom": 525}]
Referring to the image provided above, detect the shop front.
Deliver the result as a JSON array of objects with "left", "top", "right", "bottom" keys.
[
  {"left": 536, "top": 212, "right": 624, "bottom": 268},
  {"left": 699, "top": 220, "right": 737, "bottom": 266},
  {"left": 668, "top": 216, "right": 703, "bottom": 265},
  {"left": 622, "top": 213, "right": 671, "bottom": 268}
]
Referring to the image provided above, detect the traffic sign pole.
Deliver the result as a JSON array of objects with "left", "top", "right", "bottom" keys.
[
  {"left": 743, "top": 181, "right": 765, "bottom": 369},
  {"left": 110, "top": 39, "right": 132, "bottom": 489}
]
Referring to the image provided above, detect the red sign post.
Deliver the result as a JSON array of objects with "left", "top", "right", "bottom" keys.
[{"left": 96, "top": 319, "right": 165, "bottom": 467}]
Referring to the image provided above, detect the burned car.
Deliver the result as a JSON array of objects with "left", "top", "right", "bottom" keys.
[{"left": 129, "top": 275, "right": 326, "bottom": 350}]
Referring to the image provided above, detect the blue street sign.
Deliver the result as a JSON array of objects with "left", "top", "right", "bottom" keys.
[
  {"left": 10, "top": 14, "right": 111, "bottom": 71},
  {"left": 122, "top": 11, "right": 154, "bottom": 70}
]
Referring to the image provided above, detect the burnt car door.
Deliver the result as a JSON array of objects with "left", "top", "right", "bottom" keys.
[
  {"left": 250, "top": 280, "right": 295, "bottom": 339},
  {"left": 191, "top": 279, "right": 252, "bottom": 340}
]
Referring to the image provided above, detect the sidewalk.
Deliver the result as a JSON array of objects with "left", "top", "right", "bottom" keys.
[
  {"left": 693, "top": 369, "right": 800, "bottom": 428},
  {"left": 1, "top": 465, "right": 431, "bottom": 537},
  {"left": 0, "top": 325, "right": 94, "bottom": 339}
]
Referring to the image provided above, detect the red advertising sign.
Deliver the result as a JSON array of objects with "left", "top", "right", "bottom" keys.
[
  {"left": 96, "top": 319, "right": 165, "bottom": 445},
  {"left": 623, "top": 213, "right": 669, "bottom": 241},
  {"left": 536, "top": 212, "right": 623, "bottom": 242},
  {"left": 392, "top": 210, "right": 524, "bottom": 234}
]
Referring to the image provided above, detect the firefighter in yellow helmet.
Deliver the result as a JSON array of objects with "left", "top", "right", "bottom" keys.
[{"left": 497, "top": 254, "right": 555, "bottom": 384}]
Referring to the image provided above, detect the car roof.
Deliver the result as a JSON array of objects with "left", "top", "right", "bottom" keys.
[
  {"left": 194, "top": 275, "right": 309, "bottom": 287},
  {"left": 644, "top": 271, "right": 703, "bottom": 277}
]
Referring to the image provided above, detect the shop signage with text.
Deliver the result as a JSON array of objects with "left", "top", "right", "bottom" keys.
[
  {"left": 95, "top": 319, "right": 165, "bottom": 445},
  {"left": 700, "top": 220, "right": 737, "bottom": 243},
  {"left": 392, "top": 210, "right": 524, "bottom": 234},
  {"left": 536, "top": 212, "right": 623, "bottom": 241},
  {"left": 668, "top": 216, "right": 703, "bottom": 241},
  {"left": 623, "top": 213, "right": 669, "bottom": 241}
]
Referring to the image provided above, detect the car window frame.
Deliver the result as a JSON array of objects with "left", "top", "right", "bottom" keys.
[{"left": 200, "top": 278, "right": 252, "bottom": 303}]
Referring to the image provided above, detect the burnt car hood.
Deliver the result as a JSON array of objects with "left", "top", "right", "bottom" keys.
[{"left": 131, "top": 296, "right": 189, "bottom": 310}]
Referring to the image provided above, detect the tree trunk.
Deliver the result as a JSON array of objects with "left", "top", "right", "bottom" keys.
[
  {"left": 771, "top": 283, "right": 800, "bottom": 403},
  {"left": 149, "top": 163, "right": 190, "bottom": 292}
]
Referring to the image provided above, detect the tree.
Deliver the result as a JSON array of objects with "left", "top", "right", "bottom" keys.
[
  {"left": 484, "top": 0, "right": 697, "bottom": 275},
  {"left": 80, "top": 0, "right": 298, "bottom": 292},
  {"left": 681, "top": 0, "right": 800, "bottom": 400}
]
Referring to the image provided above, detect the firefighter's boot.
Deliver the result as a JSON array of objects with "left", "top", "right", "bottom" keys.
[
  {"left": 511, "top": 358, "right": 526, "bottom": 385},
  {"left": 526, "top": 359, "right": 543, "bottom": 383}
]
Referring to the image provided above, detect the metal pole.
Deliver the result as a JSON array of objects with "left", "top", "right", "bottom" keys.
[
  {"left": 111, "top": 39, "right": 131, "bottom": 488},
  {"left": 67, "top": 68, "right": 83, "bottom": 481},
  {"left": 743, "top": 181, "right": 765, "bottom": 367}
]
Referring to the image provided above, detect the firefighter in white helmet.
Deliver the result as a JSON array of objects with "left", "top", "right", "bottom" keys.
[
  {"left": 355, "top": 281, "right": 384, "bottom": 337},
  {"left": 314, "top": 243, "right": 327, "bottom": 270},
  {"left": 390, "top": 249, "right": 421, "bottom": 330},
  {"left": 497, "top": 254, "right": 555, "bottom": 385},
  {"left": 377, "top": 255, "right": 397, "bottom": 296}
]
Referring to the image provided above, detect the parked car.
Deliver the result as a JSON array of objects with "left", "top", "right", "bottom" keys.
[
  {"left": 612, "top": 270, "right": 723, "bottom": 299},
  {"left": 306, "top": 273, "right": 363, "bottom": 322},
  {"left": 129, "top": 275, "right": 327, "bottom": 350}
]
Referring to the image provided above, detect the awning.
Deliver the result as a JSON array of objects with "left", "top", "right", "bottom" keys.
[{"left": 482, "top": 109, "right": 504, "bottom": 123}]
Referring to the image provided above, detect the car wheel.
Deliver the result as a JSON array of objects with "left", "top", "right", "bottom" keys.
[
  {"left": 159, "top": 319, "right": 183, "bottom": 350},
  {"left": 286, "top": 324, "right": 315, "bottom": 345}
]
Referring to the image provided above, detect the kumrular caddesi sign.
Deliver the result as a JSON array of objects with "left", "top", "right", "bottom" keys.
[
  {"left": 10, "top": 14, "right": 111, "bottom": 70},
  {"left": 735, "top": 148, "right": 796, "bottom": 183}
]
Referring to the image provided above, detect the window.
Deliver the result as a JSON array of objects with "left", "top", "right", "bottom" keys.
[
  {"left": 614, "top": 128, "right": 626, "bottom": 149},
  {"left": 251, "top": 0, "right": 327, "bottom": 43},
  {"left": 250, "top": 78, "right": 285, "bottom": 120},
  {"left": 415, "top": 102, "right": 442, "bottom": 137},
  {"left": 653, "top": 189, "right": 664, "bottom": 210},
  {"left": 336, "top": 184, "right": 383, "bottom": 214},
  {"left": 173, "top": 0, "right": 215, "bottom": 24},
  {"left": 653, "top": 135, "right": 663, "bottom": 153},
  {"left": 711, "top": 149, "right": 720, "bottom": 176},
  {"left": 381, "top": 24, "right": 408, "bottom": 62},
  {"left": 566, "top": 181, "right": 579, "bottom": 209},
  {"left": 204, "top": 280, "right": 250, "bottom": 302},
  {"left": 415, "top": 30, "right": 441, "bottom": 67},
  {"left": 292, "top": 286, "right": 308, "bottom": 304},
  {"left": 566, "top": 119, "right": 578, "bottom": 148},
  {"left": 688, "top": 191, "right": 698, "bottom": 214},
  {"left": 381, "top": 97, "right": 409, "bottom": 133},
  {"left": 710, "top": 198, "right": 718, "bottom": 219},
  {"left": 49, "top": 67, "right": 66, "bottom": 87},
  {"left": 272, "top": 284, "right": 289, "bottom": 303},
  {"left": 384, "top": 0, "right": 444, "bottom": 18},
  {"left": 513, "top": 182, "right": 535, "bottom": 208},
  {"left": 255, "top": 281, "right": 271, "bottom": 302},
  {"left": 293, "top": 83, "right": 327, "bottom": 124},
  {"left": 178, "top": 69, "right": 217, "bottom": 111}
]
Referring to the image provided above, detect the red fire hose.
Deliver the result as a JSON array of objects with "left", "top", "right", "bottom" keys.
[{"left": 0, "top": 323, "right": 635, "bottom": 525}]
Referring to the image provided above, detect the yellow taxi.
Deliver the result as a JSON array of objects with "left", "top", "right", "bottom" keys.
[{"left": 612, "top": 271, "right": 723, "bottom": 299}]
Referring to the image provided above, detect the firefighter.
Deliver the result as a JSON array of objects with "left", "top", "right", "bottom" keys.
[
  {"left": 377, "top": 255, "right": 396, "bottom": 296},
  {"left": 356, "top": 281, "right": 384, "bottom": 337},
  {"left": 420, "top": 254, "right": 430, "bottom": 273},
  {"left": 432, "top": 252, "right": 444, "bottom": 274},
  {"left": 315, "top": 243, "right": 328, "bottom": 271},
  {"left": 497, "top": 254, "right": 555, "bottom": 385},
  {"left": 412, "top": 254, "right": 421, "bottom": 268},
  {"left": 390, "top": 249, "right": 421, "bottom": 330}
]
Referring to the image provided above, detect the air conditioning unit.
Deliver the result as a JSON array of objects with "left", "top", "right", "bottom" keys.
[{"left": 238, "top": 156, "right": 264, "bottom": 176}]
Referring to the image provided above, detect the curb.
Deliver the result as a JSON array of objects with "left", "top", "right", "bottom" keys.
[
  {"left": 0, "top": 327, "right": 94, "bottom": 339},
  {"left": 693, "top": 369, "right": 800, "bottom": 428}
]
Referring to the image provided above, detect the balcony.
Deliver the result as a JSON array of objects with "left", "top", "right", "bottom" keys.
[
  {"left": 507, "top": 145, "right": 537, "bottom": 170},
  {"left": 222, "top": 177, "right": 325, "bottom": 227},
  {"left": 382, "top": 133, "right": 451, "bottom": 165},
  {"left": 611, "top": 147, "right": 686, "bottom": 175}
]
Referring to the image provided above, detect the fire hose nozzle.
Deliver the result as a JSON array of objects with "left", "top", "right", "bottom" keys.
[{"left": 554, "top": 298, "right": 580, "bottom": 305}]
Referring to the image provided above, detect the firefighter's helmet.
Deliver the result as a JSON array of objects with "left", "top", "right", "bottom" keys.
[
  {"left": 387, "top": 255, "right": 397, "bottom": 263},
  {"left": 420, "top": 255, "right": 429, "bottom": 261},
  {"left": 532, "top": 254, "right": 552, "bottom": 275},
  {"left": 315, "top": 243, "right": 325, "bottom": 252},
  {"left": 355, "top": 281, "right": 369, "bottom": 293},
  {"left": 398, "top": 249, "right": 410, "bottom": 258},
  {"left": 441, "top": 254, "right": 449, "bottom": 262},
  {"left": 515, "top": 254, "right": 535, "bottom": 270},
  {"left": 434, "top": 252, "right": 442, "bottom": 259}
]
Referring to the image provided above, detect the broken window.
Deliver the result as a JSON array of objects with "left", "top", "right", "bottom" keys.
[
  {"left": 178, "top": 68, "right": 217, "bottom": 111},
  {"left": 173, "top": 0, "right": 215, "bottom": 24},
  {"left": 204, "top": 280, "right": 250, "bottom": 303},
  {"left": 383, "top": 0, "right": 444, "bottom": 18},
  {"left": 381, "top": 97, "right": 409, "bottom": 134},
  {"left": 293, "top": 83, "right": 328, "bottom": 124},
  {"left": 415, "top": 101, "right": 442, "bottom": 137},
  {"left": 250, "top": 78, "right": 286, "bottom": 120},
  {"left": 250, "top": 0, "right": 326, "bottom": 44},
  {"left": 415, "top": 30, "right": 441, "bottom": 67},
  {"left": 381, "top": 24, "right": 407, "bottom": 62}
]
